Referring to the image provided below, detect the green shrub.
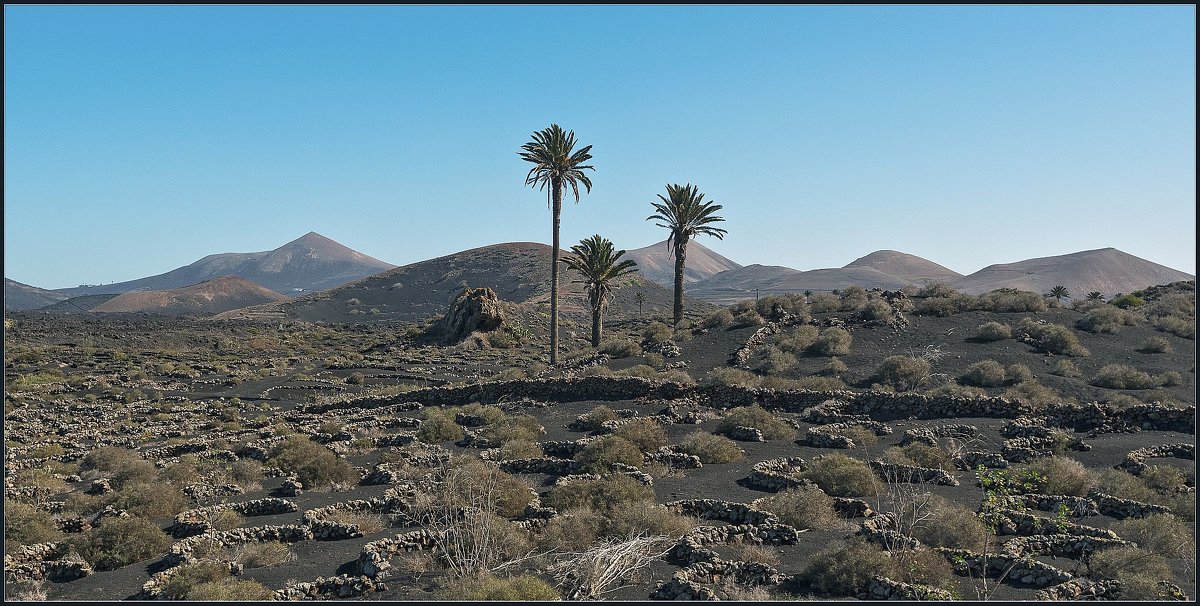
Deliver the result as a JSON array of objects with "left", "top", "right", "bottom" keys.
[
  {"left": 437, "top": 574, "right": 560, "bottom": 601},
  {"left": 803, "top": 453, "right": 879, "bottom": 497},
  {"left": 612, "top": 418, "right": 668, "bottom": 452},
  {"left": 416, "top": 409, "right": 466, "bottom": 443},
  {"left": 883, "top": 443, "right": 954, "bottom": 473},
  {"left": 163, "top": 562, "right": 230, "bottom": 599},
  {"left": 1023, "top": 456, "right": 1093, "bottom": 496},
  {"left": 961, "top": 360, "right": 1006, "bottom": 387},
  {"left": 1109, "top": 294, "right": 1145, "bottom": 309},
  {"left": 716, "top": 405, "right": 797, "bottom": 440},
  {"left": 642, "top": 322, "right": 673, "bottom": 345},
  {"left": 1016, "top": 319, "right": 1090, "bottom": 356},
  {"left": 575, "top": 435, "right": 643, "bottom": 473},
  {"left": 974, "top": 322, "right": 1012, "bottom": 342},
  {"left": 599, "top": 339, "right": 642, "bottom": 358},
  {"left": 808, "top": 327, "right": 852, "bottom": 356},
  {"left": 1050, "top": 359, "right": 1083, "bottom": 379},
  {"left": 876, "top": 356, "right": 931, "bottom": 391},
  {"left": 677, "top": 431, "right": 745, "bottom": 464},
  {"left": 70, "top": 516, "right": 172, "bottom": 571},
  {"left": 267, "top": 436, "right": 358, "bottom": 488},
  {"left": 1076, "top": 306, "right": 1137, "bottom": 333},
  {"left": 702, "top": 309, "right": 735, "bottom": 329},
  {"left": 575, "top": 405, "right": 619, "bottom": 431},
  {"left": 546, "top": 475, "right": 654, "bottom": 513},
  {"left": 1138, "top": 336, "right": 1173, "bottom": 354},
  {"left": 1090, "top": 364, "right": 1158, "bottom": 390},
  {"left": 756, "top": 485, "right": 844, "bottom": 530}
]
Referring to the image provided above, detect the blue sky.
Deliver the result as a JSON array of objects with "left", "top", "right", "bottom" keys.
[{"left": 4, "top": 5, "right": 1195, "bottom": 289}]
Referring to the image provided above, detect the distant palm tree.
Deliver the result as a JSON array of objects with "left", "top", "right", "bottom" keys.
[
  {"left": 635, "top": 292, "right": 647, "bottom": 315},
  {"left": 647, "top": 183, "right": 727, "bottom": 326},
  {"left": 519, "top": 124, "right": 594, "bottom": 364},
  {"left": 561, "top": 235, "right": 639, "bottom": 347},
  {"left": 1047, "top": 285, "right": 1071, "bottom": 304},
  {"left": 1085, "top": 291, "right": 1104, "bottom": 302}
]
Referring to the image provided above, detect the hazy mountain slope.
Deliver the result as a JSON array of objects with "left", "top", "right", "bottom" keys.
[
  {"left": 687, "top": 264, "right": 911, "bottom": 305},
  {"left": 844, "top": 250, "right": 962, "bottom": 285},
  {"left": 624, "top": 240, "right": 741, "bottom": 288},
  {"left": 219, "top": 242, "right": 708, "bottom": 324},
  {"left": 950, "top": 248, "right": 1195, "bottom": 296},
  {"left": 91, "top": 276, "right": 289, "bottom": 315},
  {"left": 3, "top": 278, "right": 69, "bottom": 311},
  {"left": 54, "top": 232, "right": 396, "bottom": 297}
]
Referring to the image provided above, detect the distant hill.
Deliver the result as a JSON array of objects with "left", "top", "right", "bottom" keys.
[
  {"left": 3, "top": 278, "right": 68, "bottom": 311},
  {"left": 624, "top": 240, "right": 741, "bottom": 288},
  {"left": 687, "top": 264, "right": 913, "bottom": 305},
  {"left": 54, "top": 232, "right": 396, "bottom": 298},
  {"left": 36, "top": 294, "right": 121, "bottom": 314},
  {"left": 949, "top": 248, "right": 1196, "bottom": 297},
  {"left": 844, "top": 250, "right": 962, "bottom": 285},
  {"left": 91, "top": 276, "right": 289, "bottom": 315},
  {"left": 219, "top": 242, "right": 707, "bottom": 324}
]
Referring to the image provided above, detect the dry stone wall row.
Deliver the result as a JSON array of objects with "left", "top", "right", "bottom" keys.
[
  {"left": 3, "top": 542, "right": 93, "bottom": 583},
  {"left": 938, "top": 547, "right": 1073, "bottom": 588},
  {"left": 1116, "top": 442, "right": 1195, "bottom": 475},
  {"left": 171, "top": 498, "right": 299, "bottom": 538}
]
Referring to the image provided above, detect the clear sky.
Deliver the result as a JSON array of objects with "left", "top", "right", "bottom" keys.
[{"left": 4, "top": 5, "right": 1195, "bottom": 289}]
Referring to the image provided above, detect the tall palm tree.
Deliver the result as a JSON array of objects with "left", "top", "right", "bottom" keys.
[
  {"left": 1047, "top": 285, "right": 1071, "bottom": 304},
  {"left": 561, "top": 235, "right": 639, "bottom": 347},
  {"left": 647, "top": 183, "right": 727, "bottom": 326},
  {"left": 519, "top": 124, "right": 594, "bottom": 364}
]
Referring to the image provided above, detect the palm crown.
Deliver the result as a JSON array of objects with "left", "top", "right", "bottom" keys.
[
  {"left": 519, "top": 124, "right": 595, "bottom": 206},
  {"left": 562, "top": 234, "right": 639, "bottom": 312},
  {"left": 648, "top": 183, "right": 727, "bottom": 253}
]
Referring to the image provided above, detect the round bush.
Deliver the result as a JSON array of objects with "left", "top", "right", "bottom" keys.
[
  {"left": 1023, "top": 456, "right": 1093, "bottom": 496},
  {"left": 756, "top": 485, "right": 843, "bottom": 530},
  {"left": 1090, "top": 364, "right": 1157, "bottom": 390},
  {"left": 416, "top": 410, "right": 466, "bottom": 443},
  {"left": 1139, "top": 336, "right": 1173, "bottom": 354},
  {"left": 910, "top": 496, "right": 988, "bottom": 550},
  {"left": 1050, "top": 359, "right": 1083, "bottom": 380},
  {"left": 612, "top": 418, "right": 668, "bottom": 453},
  {"left": 716, "top": 405, "right": 797, "bottom": 440},
  {"left": 974, "top": 322, "right": 1012, "bottom": 342},
  {"left": 268, "top": 436, "right": 358, "bottom": 488},
  {"left": 1006, "top": 363, "right": 1034, "bottom": 384},
  {"left": 961, "top": 360, "right": 1006, "bottom": 387},
  {"left": 71, "top": 516, "right": 172, "bottom": 571},
  {"left": 575, "top": 435, "right": 643, "bottom": 473},
  {"left": 546, "top": 474, "right": 654, "bottom": 513},
  {"left": 808, "top": 327, "right": 852, "bottom": 357},
  {"left": 676, "top": 431, "right": 745, "bottom": 464},
  {"left": 803, "top": 453, "right": 879, "bottom": 497},
  {"left": 876, "top": 356, "right": 931, "bottom": 391},
  {"left": 575, "top": 405, "right": 619, "bottom": 431}
]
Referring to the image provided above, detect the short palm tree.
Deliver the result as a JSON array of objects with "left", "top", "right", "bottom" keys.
[
  {"left": 561, "top": 235, "right": 639, "bottom": 347},
  {"left": 1085, "top": 291, "right": 1104, "bottom": 302},
  {"left": 1047, "top": 285, "right": 1071, "bottom": 304},
  {"left": 647, "top": 183, "right": 727, "bottom": 326},
  {"left": 519, "top": 124, "right": 594, "bottom": 364}
]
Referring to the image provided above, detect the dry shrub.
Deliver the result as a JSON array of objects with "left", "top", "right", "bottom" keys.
[
  {"left": 1113, "top": 514, "right": 1195, "bottom": 561},
  {"left": 3, "top": 501, "right": 63, "bottom": 551},
  {"left": 775, "top": 325, "right": 819, "bottom": 355},
  {"left": 1075, "top": 305, "right": 1137, "bottom": 333},
  {"left": 186, "top": 578, "right": 276, "bottom": 601},
  {"left": 576, "top": 405, "right": 619, "bottom": 431},
  {"left": 1153, "top": 315, "right": 1195, "bottom": 339},
  {"left": 163, "top": 561, "right": 230, "bottom": 600},
  {"left": 702, "top": 309, "right": 735, "bottom": 329},
  {"left": 325, "top": 509, "right": 388, "bottom": 534},
  {"left": 642, "top": 322, "right": 673, "bottom": 345},
  {"left": 733, "top": 309, "right": 766, "bottom": 328},
  {"left": 774, "top": 375, "right": 847, "bottom": 391},
  {"left": 925, "top": 381, "right": 988, "bottom": 399},
  {"left": 841, "top": 426, "right": 878, "bottom": 449},
  {"left": 1086, "top": 546, "right": 1174, "bottom": 600},
  {"left": 803, "top": 453, "right": 879, "bottom": 497},
  {"left": 603, "top": 501, "right": 697, "bottom": 541},
  {"left": 974, "top": 322, "right": 1012, "bottom": 342},
  {"left": 735, "top": 543, "right": 781, "bottom": 567},
  {"left": 1023, "top": 456, "right": 1093, "bottom": 496},
  {"left": 546, "top": 475, "right": 655, "bottom": 513},
  {"left": 961, "top": 360, "right": 1006, "bottom": 387},
  {"left": 809, "top": 327, "right": 852, "bottom": 356},
  {"left": 799, "top": 539, "right": 891, "bottom": 596},
  {"left": 980, "top": 289, "right": 1047, "bottom": 313},
  {"left": 883, "top": 443, "right": 953, "bottom": 473},
  {"left": 612, "top": 418, "right": 668, "bottom": 452},
  {"left": 79, "top": 446, "right": 141, "bottom": 473},
  {"left": 915, "top": 297, "right": 957, "bottom": 317},
  {"left": 1090, "top": 364, "right": 1157, "bottom": 389},
  {"left": 676, "top": 431, "right": 745, "bottom": 464},
  {"left": 909, "top": 495, "right": 987, "bottom": 551},
  {"left": 1002, "top": 380, "right": 1068, "bottom": 408},
  {"left": 1050, "top": 359, "right": 1083, "bottom": 379},
  {"left": 70, "top": 516, "right": 173, "bottom": 571},
  {"left": 748, "top": 345, "right": 797, "bottom": 374},
  {"left": 268, "top": 436, "right": 358, "bottom": 488},
  {"left": 539, "top": 509, "right": 603, "bottom": 551},
  {"left": 756, "top": 294, "right": 810, "bottom": 321},
  {"left": 756, "top": 485, "right": 845, "bottom": 531},
  {"left": 1091, "top": 469, "right": 1154, "bottom": 502},
  {"left": 1015, "top": 319, "right": 1089, "bottom": 356},
  {"left": 233, "top": 541, "right": 294, "bottom": 568},
  {"left": 480, "top": 413, "right": 544, "bottom": 444},
  {"left": 858, "top": 299, "right": 894, "bottom": 322},
  {"left": 436, "top": 574, "right": 560, "bottom": 601},
  {"left": 1006, "top": 363, "right": 1034, "bottom": 383},
  {"left": 1138, "top": 465, "right": 1186, "bottom": 493},
  {"left": 599, "top": 339, "right": 642, "bottom": 358},
  {"left": 876, "top": 356, "right": 931, "bottom": 391},
  {"left": 497, "top": 438, "right": 544, "bottom": 461},
  {"left": 716, "top": 405, "right": 796, "bottom": 440},
  {"left": 112, "top": 482, "right": 189, "bottom": 518},
  {"left": 575, "top": 435, "right": 643, "bottom": 473},
  {"left": 416, "top": 409, "right": 465, "bottom": 443}
]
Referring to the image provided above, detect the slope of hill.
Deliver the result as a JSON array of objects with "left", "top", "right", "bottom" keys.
[
  {"left": 687, "top": 264, "right": 912, "bottom": 305},
  {"left": 54, "top": 232, "right": 396, "bottom": 298},
  {"left": 3, "top": 278, "right": 68, "bottom": 311},
  {"left": 624, "top": 240, "right": 741, "bottom": 288},
  {"left": 36, "top": 294, "right": 121, "bottom": 314},
  {"left": 219, "top": 242, "right": 709, "bottom": 324},
  {"left": 950, "top": 248, "right": 1195, "bottom": 297},
  {"left": 843, "top": 250, "right": 962, "bottom": 284},
  {"left": 90, "top": 276, "right": 289, "bottom": 315}
]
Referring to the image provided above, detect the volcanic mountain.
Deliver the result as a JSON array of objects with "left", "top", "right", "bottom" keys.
[
  {"left": 686, "top": 264, "right": 913, "bottom": 305},
  {"left": 3, "top": 278, "right": 69, "bottom": 311},
  {"left": 220, "top": 242, "right": 707, "bottom": 324},
  {"left": 623, "top": 240, "right": 742, "bottom": 288},
  {"left": 53, "top": 232, "right": 396, "bottom": 298},
  {"left": 949, "top": 248, "right": 1196, "bottom": 297},
  {"left": 844, "top": 250, "right": 962, "bottom": 285},
  {"left": 90, "top": 276, "right": 289, "bottom": 315}
]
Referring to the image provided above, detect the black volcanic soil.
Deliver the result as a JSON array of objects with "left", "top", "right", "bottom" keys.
[{"left": 4, "top": 285, "right": 1195, "bottom": 601}]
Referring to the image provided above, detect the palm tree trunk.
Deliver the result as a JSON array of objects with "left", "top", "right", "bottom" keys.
[
  {"left": 673, "top": 237, "right": 687, "bottom": 326},
  {"left": 591, "top": 304, "right": 602, "bottom": 347},
  {"left": 550, "top": 177, "right": 563, "bottom": 364}
]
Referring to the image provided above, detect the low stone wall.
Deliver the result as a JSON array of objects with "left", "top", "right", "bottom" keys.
[
  {"left": 499, "top": 457, "right": 582, "bottom": 476},
  {"left": 869, "top": 460, "right": 959, "bottom": 486},
  {"left": 275, "top": 574, "right": 386, "bottom": 600},
  {"left": 161, "top": 524, "right": 314, "bottom": 569},
  {"left": 938, "top": 547, "right": 1073, "bottom": 588},
  {"left": 3, "top": 542, "right": 93, "bottom": 582},
  {"left": 1116, "top": 443, "right": 1195, "bottom": 475},
  {"left": 356, "top": 528, "right": 443, "bottom": 578},
  {"left": 983, "top": 509, "right": 1117, "bottom": 539},
  {"left": 726, "top": 425, "right": 765, "bottom": 442},
  {"left": 1036, "top": 578, "right": 1123, "bottom": 600},
  {"left": 1001, "top": 534, "right": 1132, "bottom": 559},
  {"left": 862, "top": 576, "right": 955, "bottom": 601},
  {"left": 744, "top": 457, "right": 810, "bottom": 492},
  {"left": 646, "top": 447, "right": 702, "bottom": 469},
  {"left": 1090, "top": 491, "right": 1174, "bottom": 519},
  {"left": 138, "top": 560, "right": 241, "bottom": 599},
  {"left": 956, "top": 451, "right": 1009, "bottom": 470},
  {"left": 666, "top": 499, "right": 778, "bottom": 526},
  {"left": 171, "top": 498, "right": 299, "bottom": 538}
]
